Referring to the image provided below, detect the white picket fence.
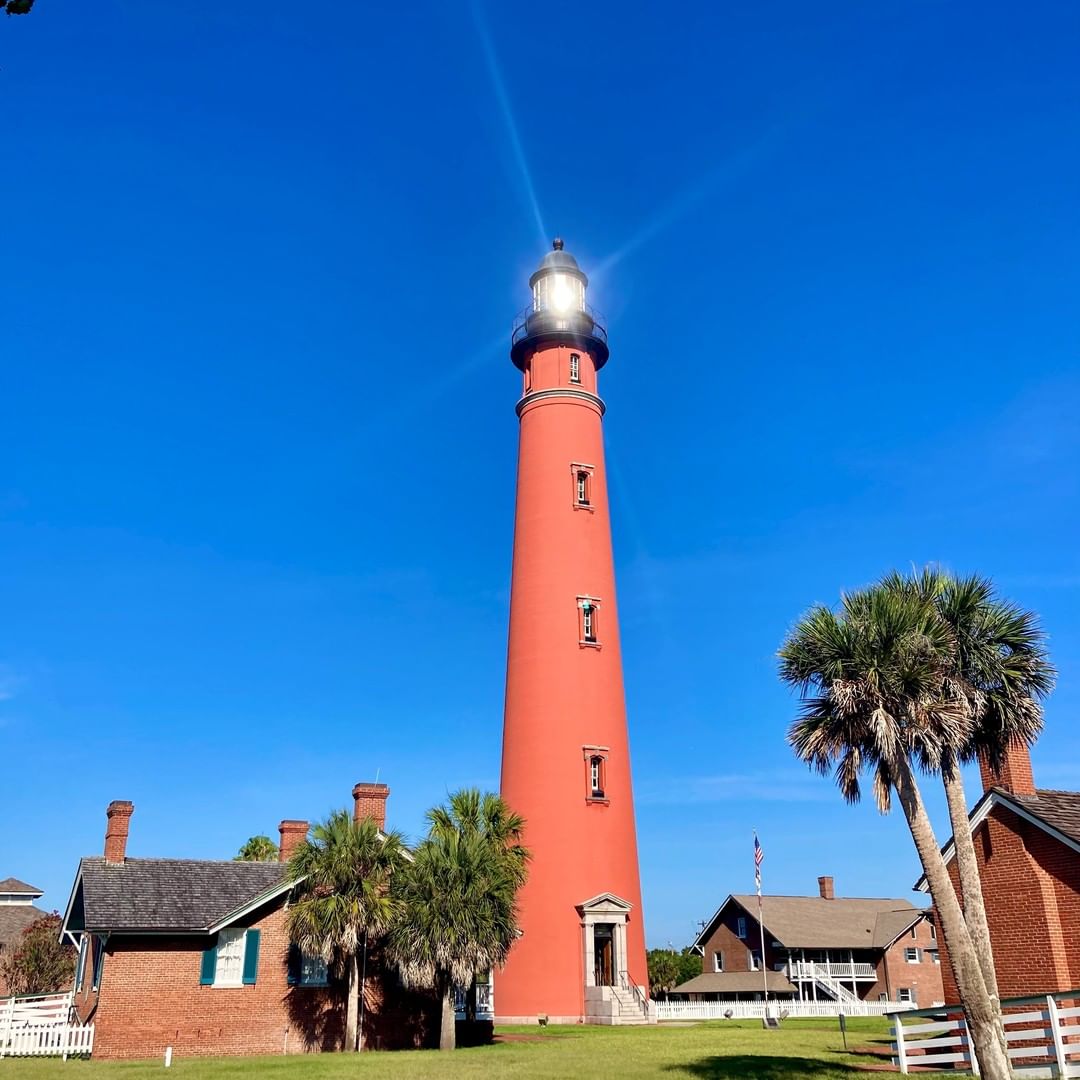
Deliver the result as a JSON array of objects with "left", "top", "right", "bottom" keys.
[
  {"left": 0, "top": 992, "right": 94, "bottom": 1059},
  {"left": 657, "top": 998, "right": 913, "bottom": 1021},
  {"left": 892, "top": 991, "right": 1080, "bottom": 1076}
]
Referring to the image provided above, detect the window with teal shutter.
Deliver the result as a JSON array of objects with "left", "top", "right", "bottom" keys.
[
  {"left": 242, "top": 929, "right": 260, "bottom": 985},
  {"left": 199, "top": 937, "right": 218, "bottom": 985},
  {"left": 286, "top": 943, "right": 301, "bottom": 986}
]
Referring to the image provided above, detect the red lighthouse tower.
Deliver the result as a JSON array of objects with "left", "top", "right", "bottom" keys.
[{"left": 497, "top": 240, "right": 650, "bottom": 1024}]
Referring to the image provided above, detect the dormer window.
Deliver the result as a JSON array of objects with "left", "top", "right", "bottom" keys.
[{"left": 569, "top": 353, "right": 581, "bottom": 384}]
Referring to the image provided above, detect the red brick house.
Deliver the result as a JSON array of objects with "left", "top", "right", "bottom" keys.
[
  {"left": 60, "top": 785, "right": 437, "bottom": 1059},
  {"left": 0, "top": 878, "right": 49, "bottom": 996},
  {"left": 916, "top": 744, "right": 1080, "bottom": 1002},
  {"left": 674, "top": 877, "right": 944, "bottom": 1009}
]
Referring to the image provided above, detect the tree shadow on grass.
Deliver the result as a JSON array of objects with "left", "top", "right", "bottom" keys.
[{"left": 666, "top": 1055, "right": 875, "bottom": 1078}]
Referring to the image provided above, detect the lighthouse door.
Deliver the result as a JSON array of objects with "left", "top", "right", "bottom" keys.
[{"left": 593, "top": 924, "right": 615, "bottom": 986}]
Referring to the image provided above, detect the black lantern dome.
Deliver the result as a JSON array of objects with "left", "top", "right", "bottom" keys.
[{"left": 511, "top": 239, "right": 608, "bottom": 371}]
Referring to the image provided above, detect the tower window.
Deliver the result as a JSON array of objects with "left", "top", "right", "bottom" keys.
[
  {"left": 569, "top": 353, "right": 581, "bottom": 384},
  {"left": 571, "top": 463, "right": 595, "bottom": 510},
  {"left": 583, "top": 745, "right": 609, "bottom": 802},
  {"left": 578, "top": 596, "right": 601, "bottom": 646},
  {"left": 589, "top": 756, "right": 605, "bottom": 798}
]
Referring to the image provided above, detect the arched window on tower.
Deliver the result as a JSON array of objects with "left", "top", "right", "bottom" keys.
[
  {"left": 583, "top": 745, "right": 609, "bottom": 803},
  {"left": 569, "top": 353, "right": 581, "bottom": 384}
]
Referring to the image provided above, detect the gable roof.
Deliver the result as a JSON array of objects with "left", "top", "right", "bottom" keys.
[
  {"left": 672, "top": 971, "right": 798, "bottom": 995},
  {"left": 0, "top": 878, "right": 43, "bottom": 896},
  {"left": 694, "top": 893, "right": 927, "bottom": 951},
  {"left": 914, "top": 787, "right": 1080, "bottom": 892},
  {"left": 0, "top": 904, "right": 48, "bottom": 950},
  {"left": 68, "top": 857, "right": 288, "bottom": 934}
]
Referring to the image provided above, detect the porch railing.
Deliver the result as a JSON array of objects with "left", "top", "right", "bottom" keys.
[{"left": 787, "top": 961, "right": 877, "bottom": 980}]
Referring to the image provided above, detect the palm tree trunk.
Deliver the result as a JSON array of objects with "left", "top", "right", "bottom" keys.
[
  {"left": 345, "top": 952, "right": 359, "bottom": 1053},
  {"left": 438, "top": 975, "right": 457, "bottom": 1051},
  {"left": 891, "top": 756, "right": 1012, "bottom": 1080},
  {"left": 942, "top": 765, "right": 1007, "bottom": 1058}
]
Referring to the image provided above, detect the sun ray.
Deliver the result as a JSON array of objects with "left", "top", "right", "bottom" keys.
[{"left": 470, "top": 0, "right": 548, "bottom": 248}]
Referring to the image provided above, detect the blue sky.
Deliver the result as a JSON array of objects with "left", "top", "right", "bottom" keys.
[{"left": 3, "top": 1, "right": 1079, "bottom": 948}]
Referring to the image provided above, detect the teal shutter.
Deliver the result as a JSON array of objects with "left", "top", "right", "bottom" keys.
[
  {"left": 286, "top": 944, "right": 300, "bottom": 986},
  {"left": 199, "top": 937, "right": 218, "bottom": 985},
  {"left": 242, "top": 929, "right": 261, "bottom": 985}
]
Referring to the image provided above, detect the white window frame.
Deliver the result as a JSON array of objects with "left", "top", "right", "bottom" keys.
[
  {"left": 748, "top": 949, "right": 762, "bottom": 971},
  {"left": 576, "top": 470, "right": 590, "bottom": 506},
  {"left": 736, "top": 916, "right": 747, "bottom": 940},
  {"left": 904, "top": 946, "right": 920, "bottom": 964},
  {"left": 713, "top": 951, "right": 723, "bottom": 973},
  {"left": 75, "top": 935, "right": 88, "bottom": 990},
  {"left": 578, "top": 596, "right": 601, "bottom": 646},
  {"left": 569, "top": 353, "right": 581, "bottom": 384},
  {"left": 898, "top": 987, "right": 915, "bottom": 1004},
  {"left": 589, "top": 756, "right": 604, "bottom": 797},
  {"left": 214, "top": 928, "right": 247, "bottom": 988}
]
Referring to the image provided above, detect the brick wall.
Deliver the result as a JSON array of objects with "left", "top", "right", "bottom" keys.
[
  {"left": 875, "top": 919, "right": 945, "bottom": 1007},
  {"left": 698, "top": 904, "right": 783, "bottom": 976},
  {"left": 937, "top": 801, "right": 1080, "bottom": 1002},
  {"left": 86, "top": 898, "right": 436, "bottom": 1059}
]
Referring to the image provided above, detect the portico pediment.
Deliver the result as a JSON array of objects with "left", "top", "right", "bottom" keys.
[{"left": 576, "top": 892, "right": 633, "bottom": 916}]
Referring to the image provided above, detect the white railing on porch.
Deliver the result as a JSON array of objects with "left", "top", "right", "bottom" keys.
[
  {"left": 0, "top": 992, "right": 94, "bottom": 1059},
  {"left": 787, "top": 961, "right": 877, "bottom": 980},
  {"left": 892, "top": 990, "right": 1080, "bottom": 1076},
  {"left": 656, "top": 999, "right": 913, "bottom": 1020}
]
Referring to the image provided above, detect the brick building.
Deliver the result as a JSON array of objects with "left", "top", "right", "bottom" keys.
[
  {"left": 673, "top": 877, "right": 944, "bottom": 1009},
  {"left": 916, "top": 743, "right": 1080, "bottom": 1002},
  {"left": 60, "top": 786, "right": 438, "bottom": 1059},
  {"left": 0, "top": 878, "right": 49, "bottom": 996}
]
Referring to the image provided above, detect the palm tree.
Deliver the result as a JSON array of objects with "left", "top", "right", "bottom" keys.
[
  {"left": 427, "top": 788, "right": 528, "bottom": 1022},
  {"left": 286, "top": 811, "right": 407, "bottom": 1052},
  {"left": 234, "top": 834, "right": 278, "bottom": 861},
  {"left": 388, "top": 789, "right": 529, "bottom": 1050},
  {"left": 887, "top": 570, "right": 1054, "bottom": 1016},
  {"left": 779, "top": 575, "right": 1013, "bottom": 1079}
]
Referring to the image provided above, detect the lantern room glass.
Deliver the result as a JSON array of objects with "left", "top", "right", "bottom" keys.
[{"left": 534, "top": 273, "right": 585, "bottom": 315}]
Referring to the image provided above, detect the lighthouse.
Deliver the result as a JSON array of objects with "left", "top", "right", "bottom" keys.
[{"left": 497, "top": 240, "right": 650, "bottom": 1024}]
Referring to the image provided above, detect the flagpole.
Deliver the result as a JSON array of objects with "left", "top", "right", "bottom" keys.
[{"left": 754, "top": 830, "right": 769, "bottom": 1017}]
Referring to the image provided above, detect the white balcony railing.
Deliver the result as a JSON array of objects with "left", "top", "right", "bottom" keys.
[{"left": 787, "top": 961, "right": 877, "bottom": 980}]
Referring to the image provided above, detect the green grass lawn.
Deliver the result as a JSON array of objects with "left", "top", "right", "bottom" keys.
[{"left": 0, "top": 1018, "right": 952, "bottom": 1079}]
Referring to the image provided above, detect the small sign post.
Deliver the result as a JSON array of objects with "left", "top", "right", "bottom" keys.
[{"left": 839, "top": 1012, "right": 848, "bottom": 1051}]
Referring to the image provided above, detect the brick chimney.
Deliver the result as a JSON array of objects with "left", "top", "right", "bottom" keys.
[
  {"left": 818, "top": 875, "right": 835, "bottom": 900},
  {"left": 104, "top": 800, "right": 134, "bottom": 865},
  {"left": 979, "top": 741, "right": 1036, "bottom": 796},
  {"left": 352, "top": 782, "right": 389, "bottom": 830},
  {"left": 278, "top": 820, "right": 309, "bottom": 863}
]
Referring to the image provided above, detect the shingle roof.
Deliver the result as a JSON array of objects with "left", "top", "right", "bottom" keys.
[
  {"left": 0, "top": 905, "right": 48, "bottom": 949},
  {"left": 76, "top": 857, "right": 287, "bottom": 933},
  {"left": 1013, "top": 789, "right": 1080, "bottom": 845},
  {"left": 0, "top": 878, "right": 43, "bottom": 896},
  {"left": 672, "top": 971, "right": 798, "bottom": 995},
  {"left": 729, "top": 894, "right": 926, "bottom": 949}
]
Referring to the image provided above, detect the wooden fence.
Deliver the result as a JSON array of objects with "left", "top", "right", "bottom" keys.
[
  {"left": 656, "top": 998, "right": 912, "bottom": 1021},
  {"left": 892, "top": 991, "right": 1080, "bottom": 1076},
  {"left": 0, "top": 992, "right": 94, "bottom": 1059}
]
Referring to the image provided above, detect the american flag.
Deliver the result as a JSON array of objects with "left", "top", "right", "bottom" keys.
[{"left": 754, "top": 834, "right": 763, "bottom": 895}]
